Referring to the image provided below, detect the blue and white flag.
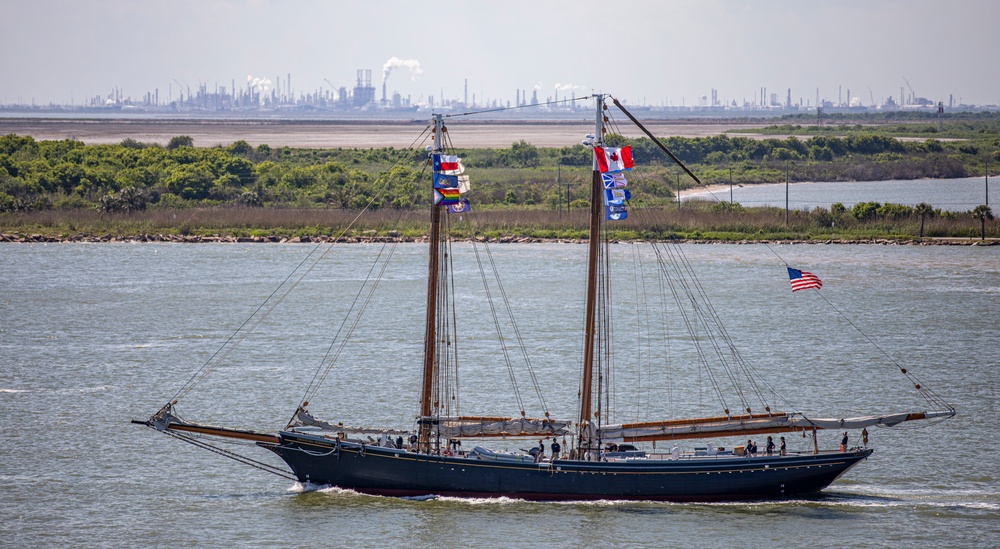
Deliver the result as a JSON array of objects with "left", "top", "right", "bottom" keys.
[
  {"left": 605, "top": 188, "right": 631, "bottom": 206},
  {"left": 447, "top": 197, "right": 471, "bottom": 214},
  {"left": 601, "top": 172, "right": 628, "bottom": 189},
  {"left": 606, "top": 204, "right": 628, "bottom": 221},
  {"left": 433, "top": 173, "right": 459, "bottom": 188}
]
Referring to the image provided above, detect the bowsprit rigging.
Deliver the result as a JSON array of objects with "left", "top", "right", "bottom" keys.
[{"left": 134, "top": 93, "right": 955, "bottom": 502}]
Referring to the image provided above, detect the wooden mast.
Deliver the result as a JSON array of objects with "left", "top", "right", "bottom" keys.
[
  {"left": 419, "top": 114, "right": 444, "bottom": 453},
  {"left": 579, "top": 95, "right": 604, "bottom": 455}
]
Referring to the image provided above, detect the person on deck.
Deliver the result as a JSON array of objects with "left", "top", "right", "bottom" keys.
[
  {"left": 536, "top": 440, "right": 545, "bottom": 462},
  {"left": 551, "top": 438, "right": 561, "bottom": 460},
  {"left": 780, "top": 436, "right": 787, "bottom": 456},
  {"left": 766, "top": 436, "right": 775, "bottom": 456},
  {"left": 840, "top": 432, "right": 849, "bottom": 452}
]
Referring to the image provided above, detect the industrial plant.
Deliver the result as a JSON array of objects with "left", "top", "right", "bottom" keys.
[{"left": 1, "top": 64, "right": 995, "bottom": 118}]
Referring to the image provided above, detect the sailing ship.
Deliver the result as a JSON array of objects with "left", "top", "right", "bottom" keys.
[{"left": 135, "top": 94, "right": 955, "bottom": 502}]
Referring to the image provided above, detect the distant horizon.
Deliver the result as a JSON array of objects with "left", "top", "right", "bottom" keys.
[{"left": 3, "top": 1, "right": 999, "bottom": 107}]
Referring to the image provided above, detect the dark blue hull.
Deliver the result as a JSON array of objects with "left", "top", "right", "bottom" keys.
[{"left": 266, "top": 432, "right": 872, "bottom": 502}]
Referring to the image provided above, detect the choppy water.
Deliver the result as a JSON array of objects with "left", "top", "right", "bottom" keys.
[
  {"left": 1, "top": 242, "right": 998, "bottom": 548},
  {"left": 683, "top": 176, "right": 993, "bottom": 211}
]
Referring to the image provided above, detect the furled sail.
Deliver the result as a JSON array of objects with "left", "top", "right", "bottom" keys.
[
  {"left": 435, "top": 416, "right": 573, "bottom": 438},
  {"left": 596, "top": 409, "right": 956, "bottom": 443},
  {"left": 288, "top": 408, "right": 410, "bottom": 436}
]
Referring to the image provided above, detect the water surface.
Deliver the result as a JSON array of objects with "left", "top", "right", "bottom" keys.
[{"left": 1, "top": 242, "right": 997, "bottom": 547}]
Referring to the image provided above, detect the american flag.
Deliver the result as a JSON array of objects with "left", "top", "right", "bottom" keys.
[{"left": 787, "top": 267, "right": 822, "bottom": 292}]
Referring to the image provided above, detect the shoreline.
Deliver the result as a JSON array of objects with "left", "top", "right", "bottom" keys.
[{"left": 2, "top": 232, "right": 994, "bottom": 246}]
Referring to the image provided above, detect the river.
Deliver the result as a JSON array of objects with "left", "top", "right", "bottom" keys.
[
  {"left": 682, "top": 176, "right": 993, "bottom": 212},
  {"left": 1, "top": 242, "right": 997, "bottom": 547}
]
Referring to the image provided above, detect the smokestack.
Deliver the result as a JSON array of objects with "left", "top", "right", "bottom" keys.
[{"left": 464, "top": 79, "right": 468, "bottom": 106}]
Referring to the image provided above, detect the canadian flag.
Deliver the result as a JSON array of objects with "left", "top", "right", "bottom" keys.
[{"left": 594, "top": 146, "right": 634, "bottom": 173}]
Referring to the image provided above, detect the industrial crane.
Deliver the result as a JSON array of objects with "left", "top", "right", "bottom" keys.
[{"left": 903, "top": 77, "right": 916, "bottom": 106}]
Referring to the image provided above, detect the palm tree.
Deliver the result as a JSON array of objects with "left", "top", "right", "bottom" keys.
[
  {"left": 915, "top": 202, "right": 934, "bottom": 239},
  {"left": 972, "top": 204, "right": 993, "bottom": 240}
]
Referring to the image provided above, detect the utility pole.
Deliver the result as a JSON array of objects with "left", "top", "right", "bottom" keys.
[
  {"left": 730, "top": 167, "right": 734, "bottom": 204},
  {"left": 557, "top": 164, "right": 562, "bottom": 215},
  {"left": 785, "top": 162, "right": 790, "bottom": 225},
  {"left": 677, "top": 173, "right": 681, "bottom": 208}
]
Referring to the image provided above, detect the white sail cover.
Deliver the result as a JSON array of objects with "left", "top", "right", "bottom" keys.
[
  {"left": 435, "top": 416, "right": 573, "bottom": 438},
  {"left": 596, "top": 410, "right": 956, "bottom": 443},
  {"left": 288, "top": 408, "right": 410, "bottom": 436}
]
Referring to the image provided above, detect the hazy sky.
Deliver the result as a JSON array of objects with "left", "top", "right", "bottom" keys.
[{"left": 3, "top": 0, "right": 998, "bottom": 107}]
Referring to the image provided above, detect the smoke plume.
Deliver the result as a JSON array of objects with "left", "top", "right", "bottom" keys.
[{"left": 382, "top": 57, "right": 423, "bottom": 83}]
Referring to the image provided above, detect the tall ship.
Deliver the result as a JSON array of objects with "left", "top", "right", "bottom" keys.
[{"left": 136, "top": 94, "right": 954, "bottom": 501}]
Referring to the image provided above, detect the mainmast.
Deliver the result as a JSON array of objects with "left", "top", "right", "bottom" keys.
[
  {"left": 579, "top": 94, "right": 604, "bottom": 454},
  {"left": 418, "top": 114, "right": 444, "bottom": 453}
]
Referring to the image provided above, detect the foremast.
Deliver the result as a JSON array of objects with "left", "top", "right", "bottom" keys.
[{"left": 418, "top": 113, "right": 445, "bottom": 453}]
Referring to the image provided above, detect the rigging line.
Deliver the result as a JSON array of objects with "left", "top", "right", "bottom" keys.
[
  {"left": 302, "top": 240, "right": 392, "bottom": 399},
  {"left": 301, "top": 208, "right": 417, "bottom": 407},
  {"left": 446, "top": 232, "right": 461, "bottom": 416},
  {"left": 604, "top": 102, "right": 728, "bottom": 205},
  {"left": 598, "top": 230, "right": 614, "bottom": 423},
  {"left": 621, "top": 202, "right": 790, "bottom": 412},
  {"left": 303, "top": 206, "right": 412, "bottom": 396},
  {"left": 481, "top": 240, "right": 550, "bottom": 414},
  {"left": 300, "top": 241, "right": 399, "bottom": 407},
  {"left": 649, "top": 242, "right": 730, "bottom": 413},
  {"left": 171, "top": 242, "right": 331, "bottom": 402},
  {"left": 172, "top": 126, "right": 433, "bottom": 404},
  {"left": 160, "top": 429, "right": 296, "bottom": 480},
  {"left": 435, "top": 224, "right": 450, "bottom": 419},
  {"left": 674, "top": 242, "right": 773, "bottom": 412},
  {"left": 669, "top": 243, "right": 774, "bottom": 410},
  {"left": 437, "top": 222, "right": 458, "bottom": 420},
  {"left": 593, "top": 232, "right": 607, "bottom": 429},
  {"left": 761, "top": 242, "right": 951, "bottom": 411},
  {"left": 610, "top": 96, "right": 701, "bottom": 187},
  {"left": 630, "top": 243, "right": 649, "bottom": 423},
  {"left": 443, "top": 96, "right": 591, "bottom": 119},
  {"left": 625, "top": 200, "right": 775, "bottom": 412},
  {"left": 654, "top": 248, "right": 674, "bottom": 416},
  {"left": 807, "top": 286, "right": 953, "bottom": 411},
  {"left": 471, "top": 240, "right": 525, "bottom": 414},
  {"left": 658, "top": 241, "right": 750, "bottom": 410}
]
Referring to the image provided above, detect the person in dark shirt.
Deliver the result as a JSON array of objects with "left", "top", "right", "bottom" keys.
[
  {"left": 840, "top": 432, "right": 849, "bottom": 452},
  {"left": 765, "top": 436, "right": 775, "bottom": 456},
  {"left": 550, "top": 438, "right": 561, "bottom": 460},
  {"left": 779, "top": 436, "right": 787, "bottom": 456}
]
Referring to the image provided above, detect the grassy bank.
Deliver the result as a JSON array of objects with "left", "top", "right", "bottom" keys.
[{"left": 3, "top": 202, "right": 995, "bottom": 243}]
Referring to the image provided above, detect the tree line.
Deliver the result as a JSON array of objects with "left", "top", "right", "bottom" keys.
[{"left": 0, "top": 129, "right": 995, "bottom": 214}]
